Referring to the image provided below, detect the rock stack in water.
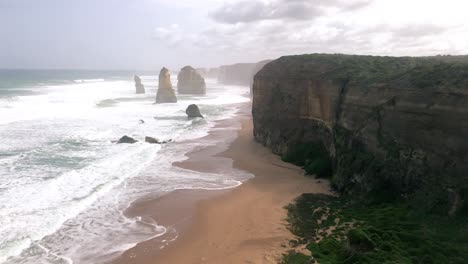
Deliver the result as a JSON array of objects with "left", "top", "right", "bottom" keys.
[
  {"left": 156, "top": 67, "right": 177, "bottom": 103},
  {"left": 134, "top": 75, "right": 145, "bottom": 94},
  {"left": 177, "top": 66, "right": 206, "bottom": 94},
  {"left": 186, "top": 104, "right": 203, "bottom": 118}
]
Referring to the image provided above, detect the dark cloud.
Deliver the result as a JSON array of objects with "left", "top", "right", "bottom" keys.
[{"left": 210, "top": 0, "right": 372, "bottom": 24}]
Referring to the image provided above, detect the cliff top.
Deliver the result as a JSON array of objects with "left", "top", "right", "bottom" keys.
[{"left": 256, "top": 54, "right": 468, "bottom": 91}]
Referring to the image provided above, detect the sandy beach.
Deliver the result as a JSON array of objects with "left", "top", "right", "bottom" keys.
[{"left": 110, "top": 103, "right": 331, "bottom": 264}]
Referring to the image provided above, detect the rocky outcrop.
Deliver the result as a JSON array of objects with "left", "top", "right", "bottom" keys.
[
  {"left": 186, "top": 104, "right": 203, "bottom": 118},
  {"left": 145, "top": 136, "right": 159, "bottom": 144},
  {"left": 177, "top": 66, "right": 206, "bottom": 94},
  {"left": 117, "top": 136, "right": 138, "bottom": 144},
  {"left": 253, "top": 54, "right": 468, "bottom": 213},
  {"left": 156, "top": 67, "right": 177, "bottom": 103},
  {"left": 145, "top": 137, "right": 172, "bottom": 144},
  {"left": 134, "top": 75, "right": 145, "bottom": 94}
]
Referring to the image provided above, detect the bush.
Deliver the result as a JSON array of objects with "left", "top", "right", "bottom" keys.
[
  {"left": 282, "top": 194, "right": 468, "bottom": 264},
  {"left": 283, "top": 142, "right": 333, "bottom": 178}
]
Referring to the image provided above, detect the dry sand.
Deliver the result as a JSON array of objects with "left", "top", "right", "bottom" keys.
[{"left": 110, "top": 104, "right": 331, "bottom": 264}]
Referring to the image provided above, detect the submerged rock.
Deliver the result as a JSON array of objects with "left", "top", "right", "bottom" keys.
[
  {"left": 134, "top": 75, "right": 145, "bottom": 94},
  {"left": 145, "top": 136, "right": 160, "bottom": 144},
  {"left": 145, "top": 137, "right": 172, "bottom": 144},
  {"left": 177, "top": 66, "right": 206, "bottom": 94},
  {"left": 156, "top": 67, "right": 177, "bottom": 104},
  {"left": 117, "top": 136, "right": 138, "bottom": 144},
  {"left": 186, "top": 104, "right": 204, "bottom": 118}
]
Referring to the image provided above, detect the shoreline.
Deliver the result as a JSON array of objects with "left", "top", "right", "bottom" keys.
[{"left": 110, "top": 102, "right": 331, "bottom": 264}]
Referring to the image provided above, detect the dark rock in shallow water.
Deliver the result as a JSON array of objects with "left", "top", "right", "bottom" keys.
[
  {"left": 186, "top": 104, "right": 203, "bottom": 118},
  {"left": 117, "top": 136, "right": 138, "bottom": 144},
  {"left": 134, "top": 75, "right": 145, "bottom": 94},
  {"left": 156, "top": 67, "right": 178, "bottom": 103},
  {"left": 177, "top": 66, "right": 206, "bottom": 94},
  {"left": 145, "top": 136, "right": 160, "bottom": 144},
  {"left": 145, "top": 137, "right": 172, "bottom": 144}
]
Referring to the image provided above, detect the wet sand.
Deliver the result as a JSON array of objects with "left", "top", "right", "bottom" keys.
[{"left": 110, "top": 103, "right": 331, "bottom": 264}]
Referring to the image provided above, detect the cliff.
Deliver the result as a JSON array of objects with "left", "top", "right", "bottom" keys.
[
  {"left": 156, "top": 67, "right": 177, "bottom": 103},
  {"left": 252, "top": 54, "right": 468, "bottom": 213},
  {"left": 196, "top": 67, "right": 219, "bottom": 79},
  {"left": 217, "top": 63, "right": 255, "bottom": 85},
  {"left": 217, "top": 60, "right": 271, "bottom": 86},
  {"left": 177, "top": 66, "right": 206, "bottom": 94},
  {"left": 249, "top": 60, "right": 272, "bottom": 94}
]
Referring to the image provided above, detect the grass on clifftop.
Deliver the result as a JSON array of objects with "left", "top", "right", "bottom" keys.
[
  {"left": 268, "top": 54, "right": 468, "bottom": 91},
  {"left": 281, "top": 194, "right": 468, "bottom": 264}
]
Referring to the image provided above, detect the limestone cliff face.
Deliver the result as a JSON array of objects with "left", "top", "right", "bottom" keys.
[
  {"left": 156, "top": 67, "right": 177, "bottom": 103},
  {"left": 177, "top": 66, "right": 206, "bottom": 94},
  {"left": 249, "top": 60, "right": 272, "bottom": 94},
  {"left": 253, "top": 54, "right": 468, "bottom": 209}
]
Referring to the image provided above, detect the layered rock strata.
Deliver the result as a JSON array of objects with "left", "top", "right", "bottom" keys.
[{"left": 252, "top": 54, "right": 468, "bottom": 212}]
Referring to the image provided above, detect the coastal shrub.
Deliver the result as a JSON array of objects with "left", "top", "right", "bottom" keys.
[
  {"left": 332, "top": 125, "right": 449, "bottom": 206},
  {"left": 287, "top": 54, "right": 468, "bottom": 91},
  {"left": 279, "top": 251, "right": 310, "bottom": 264},
  {"left": 282, "top": 193, "right": 468, "bottom": 264},
  {"left": 283, "top": 142, "right": 333, "bottom": 178}
]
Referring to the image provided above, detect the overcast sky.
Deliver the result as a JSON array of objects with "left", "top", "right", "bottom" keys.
[{"left": 0, "top": 0, "right": 467, "bottom": 70}]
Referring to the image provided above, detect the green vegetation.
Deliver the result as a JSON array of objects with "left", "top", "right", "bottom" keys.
[
  {"left": 279, "top": 54, "right": 468, "bottom": 91},
  {"left": 281, "top": 194, "right": 468, "bottom": 264},
  {"left": 279, "top": 251, "right": 310, "bottom": 264},
  {"left": 273, "top": 53, "right": 468, "bottom": 263},
  {"left": 282, "top": 142, "right": 332, "bottom": 178}
]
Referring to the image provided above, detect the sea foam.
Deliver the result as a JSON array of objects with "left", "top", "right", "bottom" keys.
[{"left": 0, "top": 75, "right": 251, "bottom": 263}]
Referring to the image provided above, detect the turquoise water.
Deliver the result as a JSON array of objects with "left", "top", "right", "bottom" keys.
[{"left": 0, "top": 70, "right": 251, "bottom": 264}]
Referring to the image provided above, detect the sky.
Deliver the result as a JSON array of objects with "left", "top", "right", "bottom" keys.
[{"left": 0, "top": 0, "right": 467, "bottom": 70}]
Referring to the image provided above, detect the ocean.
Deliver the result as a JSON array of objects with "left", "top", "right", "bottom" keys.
[{"left": 0, "top": 70, "right": 252, "bottom": 263}]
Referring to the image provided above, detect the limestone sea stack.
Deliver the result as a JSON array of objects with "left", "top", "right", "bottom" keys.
[
  {"left": 186, "top": 104, "right": 203, "bottom": 118},
  {"left": 134, "top": 75, "right": 145, "bottom": 94},
  {"left": 177, "top": 66, "right": 206, "bottom": 94},
  {"left": 156, "top": 67, "right": 177, "bottom": 103}
]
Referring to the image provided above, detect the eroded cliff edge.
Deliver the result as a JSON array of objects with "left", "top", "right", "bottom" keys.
[{"left": 252, "top": 54, "right": 468, "bottom": 213}]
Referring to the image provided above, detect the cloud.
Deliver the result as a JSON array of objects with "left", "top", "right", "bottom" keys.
[
  {"left": 150, "top": 0, "right": 468, "bottom": 67},
  {"left": 210, "top": 0, "right": 372, "bottom": 24},
  {"left": 392, "top": 24, "right": 447, "bottom": 38}
]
